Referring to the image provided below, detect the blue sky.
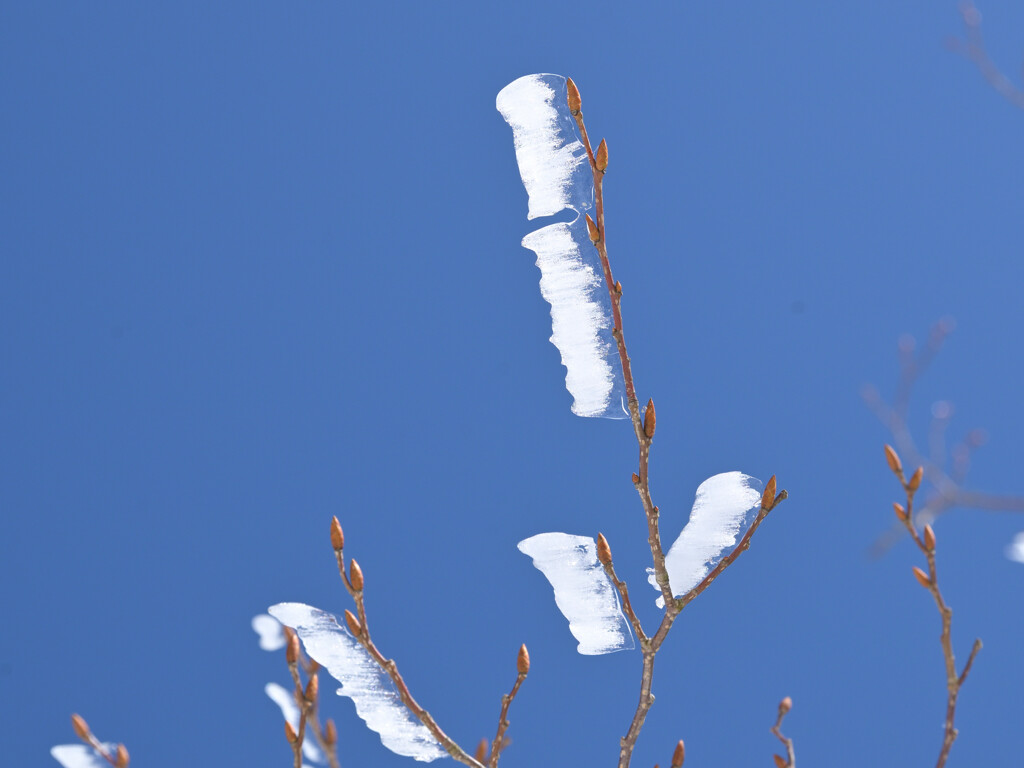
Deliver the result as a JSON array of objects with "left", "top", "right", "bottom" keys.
[{"left": 2, "top": 1, "right": 1024, "bottom": 766}]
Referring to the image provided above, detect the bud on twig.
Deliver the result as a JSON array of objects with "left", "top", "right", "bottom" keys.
[
  {"left": 923, "top": 524, "right": 936, "bottom": 552},
  {"left": 305, "top": 674, "right": 319, "bottom": 703},
  {"left": 908, "top": 466, "right": 924, "bottom": 492},
  {"left": 631, "top": 472, "right": 640, "bottom": 485},
  {"left": 324, "top": 719, "right": 337, "bottom": 746},
  {"left": 596, "top": 532, "right": 612, "bottom": 565},
  {"left": 893, "top": 502, "right": 907, "bottom": 522},
  {"left": 773, "top": 755, "right": 787, "bottom": 768},
  {"left": 566, "top": 77, "right": 581, "bottom": 114},
  {"left": 586, "top": 214, "right": 600, "bottom": 243},
  {"left": 330, "top": 516, "right": 344, "bottom": 551},
  {"left": 671, "top": 739, "right": 685, "bottom": 767},
  {"left": 912, "top": 566, "right": 932, "bottom": 588},
  {"left": 474, "top": 738, "right": 488, "bottom": 763},
  {"left": 761, "top": 476, "right": 777, "bottom": 510},
  {"left": 349, "top": 559, "right": 364, "bottom": 591},
  {"left": 884, "top": 444, "right": 903, "bottom": 475},
  {"left": 778, "top": 696, "right": 792, "bottom": 715},
  {"left": 286, "top": 629, "right": 300, "bottom": 665},
  {"left": 115, "top": 744, "right": 130, "bottom": 768},
  {"left": 614, "top": 280, "right": 622, "bottom": 295},
  {"left": 71, "top": 714, "right": 91, "bottom": 741},
  {"left": 595, "top": 139, "right": 608, "bottom": 172},
  {"left": 517, "top": 643, "right": 530, "bottom": 676},
  {"left": 345, "top": 609, "right": 363, "bottom": 637},
  {"left": 285, "top": 720, "right": 298, "bottom": 743},
  {"left": 643, "top": 398, "right": 656, "bottom": 439}
]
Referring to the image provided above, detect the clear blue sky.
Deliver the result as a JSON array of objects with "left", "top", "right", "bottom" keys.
[{"left": 3, "top": 2, "right": 1023, "bottom": 766}]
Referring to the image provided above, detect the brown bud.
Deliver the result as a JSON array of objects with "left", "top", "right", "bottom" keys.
[
  {"left": 586, "top": 214, "right": 600, "bottom": 243},
  {"left": 330, "top": 516, "right": 344, "bottom": 551},
  {"left": 595, "top": 139, "right": 608, "bottom": 172},
  {"left": 345, "top": 609, "right": 363, "bottom": 637},
  {"left": 324, "top": 719, "right": 337, "bottom": 746},
  {"left": 884, "top": 444, "right": 903, "bottom": 475},
  {"left": 761, "top": 476, "right": 777, "bottom": 510},
  {"left": 908, "top": 467, "right": 924, "bottom": 492},
  {"left": 566, "top": 77, "right": 581, "bottom": 114},
  {"left": 474, "top": 738, "right": 488, "bottom": 763},
  {"left": 631, "top": 472, "right": 640, "bottom": 485},
  {"left": 643, "top": 398, "right": 656, "bottom": 439},
  {"left": 284, "top": 720, "right": 298, "bottom": 743},
  {"left": 893, "top": 502, "right": 907, "bottom": 522},
  {"left": 517, "top": 643, "right": 530, "bottom": 676},
  {"left": 349, "top": 559, "right": 364, "bottom": 591},
  {"left": 779, "top": 696, "right": 792, "bottom": 714},
  {"left": 773, "top": 755, "right": 787, "bottom": 768},
  {"left": 923, "top": 524, "right": 936, "bottom": 552},
  {"left": 305, "top": 674, "right": 319, "bottom": 703},
  {"left": 71, "top": 714, "right": 91, "bottom": 741},
  {"left": 614, "top": 280, "right": 622, "bottom": 295},
  {"left": 115, "top": 744, "right": 130, "bottom": 768},
  {"left": 596, "top": 532, "right": 612, "bottom": 565},
  {"left": 286, "top": 629, "right": 300, "bottom": 665},
  {"left": 671, "top": 739, "right": 685, "bottom": 767},
  {"left": 912, "top": 566, "right": 932, "bottom": 588}
]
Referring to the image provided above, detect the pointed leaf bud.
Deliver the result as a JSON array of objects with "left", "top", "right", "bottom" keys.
[
  {"left": 671, "top": 739, "right": 685, "bottom": 767},
  {"left": 631, "top": 472, "right": 640, "bottom": 485},
  {"left": 761, "top": 476, "right": 777, "bottom": 510},
  {"left": 893, "top": 502, "right": 907, "bottom": 522},
  {"left": 595, "top": 139, "right": 608, "bottom": 172},
  {"left": 586, "top": 214, "right": 600, "bottom": 243},
  {"left": 474, "top": 738, "right": 488, "bottom": 763},
  {"left": 324, "top": 719, "right": 337, "bottom": 746},
  {"left": 773, "top": 755, "right": 787, "bottom": 768},
  {"left": 923, "top": 524, "right": 936, "bottom": 552},
  {"left": 517, "top": 643, "right": 530, "bottom": 676},
  {"left": 349, "top": 559, "right": 364, "bottom": 592},
  {"left": 912, "top": 566, "right": 931, "bottom": 588},
  {"left": 643, "top": 398, "right": 656, "bottom": 439},
  {"left": 71, "top": 714, "right": 91, "bottom": 741},
  {"left": 908, "top": 467, "right": 924, "bottom": 492},
  {"left": 779, "top": 696, "right": 792, "bottom": 714},
  {"left": 596, "top": 532, "right": 612, "bottom": 565},
  {"left": 286, "top": 629, "right": 300, "bottom": 665},
  {"left": 330, "top": 517, "right": 344, "bottom": 551},
  {"left": 115, "top": 744, "right": 130, "bottom": 768},
  {"left": 884, "top": 444, "right": 903, "bottom": 475},
  {"left": 285, "top": 720, "right": 298, "bottom": 743},
  {"left": 345, "top": 609, "right": 363, "bottom": 637},
  {"left": 566, "top": 77, "right": 581, "bottom": 114},
  {"left": 614, "top": 280, "right": 622, "bottom": 295},
  {"left": 305, "top": 673, "right": 319, "bottom": 703}
]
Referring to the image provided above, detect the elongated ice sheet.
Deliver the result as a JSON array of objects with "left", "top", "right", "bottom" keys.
[
  {"left": 518, "top": 532, "right": 634, "bottom": 654},
  {"left": 51, "top": 744, "right": 115, "bottom": 768},
  {"left": 268, "top": 603, "right": 446, "bottom": 762},
  {"left": 266, "top": 682, "right": 325, "bottom": 764},
  {"left": 497, "top": 74, "right": 626, "bottom": 419},
  {"left": 253, "top": 613, "right": 286, "bottom": 651},
  {"left": 650, "top": 472, "right": 763, "bottom": 607},
  {"left": 1006, "top": 532, "right": 1024, "bottom": 563}
]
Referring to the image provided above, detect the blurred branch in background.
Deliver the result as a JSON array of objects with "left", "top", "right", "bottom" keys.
[
  {"left": 948, "top": 2, "right": 1024, "bottom": 109},
  {"left": 769, "top": 697, "right": 796, "bottom": 768},
  {"left": 861, "top": 318, "right": 1024, "bottom": 558}
]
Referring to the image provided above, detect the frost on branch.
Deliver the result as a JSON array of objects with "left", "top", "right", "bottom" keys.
[
  {"left": 252, "top": 612, "right": 287, "bottom": 651},
  {"left": 265, "top": 682, "right": 325, "bottom": 764},
  {"left": 650, "top": 472, "right": 763, "bottom": 607},
  {"left": 518, "top": 532, "right": 634, "bottom": 654},
  {"left": 51, "top": 744, "right": 114, "bottom": 768},
  {"left": 497, "top": 73, "right": 627, "bottom": 419},
  {"left": 268, "top": 602, "right": 447, "bottom": 762}
]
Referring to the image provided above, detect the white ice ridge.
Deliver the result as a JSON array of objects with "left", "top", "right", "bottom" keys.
[
  {"left": 51, "top": 744, "right": 116, "bottom": 768},
  {"left": 1006, "top": 532, "right": 1024, "bottom": 563},
  {"left": 518, "top": 532, "right": 634, "bottom": 654},
  {"left": 497, "top": 74, "right": 626, "bottom": 419},
  {"left": 650, "top": 472, "right": 763, "bottom": 608},
  {"left": 253, "top": 613, "right": 287, "bottom": 651},
  {"left": 268, "top": 602, "right": 447, "bottom": 762},
  {"left": 266, "top": 682, "right": 325, "bottom": 764}
]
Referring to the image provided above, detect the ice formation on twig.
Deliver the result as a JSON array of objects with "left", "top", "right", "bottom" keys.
[
  {"left": 252, "top": 613, "right": 287, "bottom": 651},
  {"left": 497, "top": 73, "right": 626, "bottom": 419},
  {"left": 50, "top": 744, "right": 114, "bottom": 768},
  {"left": 265, "top": 682, "right": 326, "bottom": 764},
  {"left": 650, "top": 472, "right": 763, "bottom": 607},
  {"left": 268, "top": 602, "right": 447, "bottom": 762},
  {"left": 518, "top": 532, "right": 634, "bottom": 654}
]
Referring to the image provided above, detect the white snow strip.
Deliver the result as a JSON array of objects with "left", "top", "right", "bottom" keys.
[
  {"left": 651, "top": 472, "right": 763, "bottom": 608},
  {"left": 497, "top": 73, "right": 626, "bottom": 419},
  {"left": 1006, "top": 532, "right": 1024, "bottom": 563},
  {"left": 51, "top": 744, "right": 115, "bottom": 768},
  {"left": 265, "top": 682, "right": 325, "bottom": 764},
  {"left": 268, "top": 603, "right": 446, "bottom": 762},
  {"left": 518, "top": 532, "right": 634, "bottom": 655},
  {"left": 253, "top": 613, "right": 286, "bottom": 651}
]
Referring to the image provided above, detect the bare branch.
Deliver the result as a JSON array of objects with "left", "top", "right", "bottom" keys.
[
  {"left": 951, "top": 2, "right": 1024, "bottom": 110},
  {"left": 770, "top": 697, "right": 796, "bottom": 768}
]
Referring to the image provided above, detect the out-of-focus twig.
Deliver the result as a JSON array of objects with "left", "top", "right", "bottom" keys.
[
  {"left": 68, "top": 714, "right": 129, "bottom": 768},
  {"left": 862, "top": 319, "right": 1024, "bottom": 557},
  {"left": 884, "top": 445, "right": 982, "bottom": 768},
  {"left": 949, "top": 2, "right": 1024, "bottom": 110},
  {"left": 280, "top": 624, "right": 341, "bottom": 768},
  {"left": 770, "top": 697, "right": 795, "bottom": 768}
]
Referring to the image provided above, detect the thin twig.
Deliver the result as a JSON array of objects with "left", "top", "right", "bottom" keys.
[
  {"left": 770, "top": 698, "right": 796, "bottom": 768},
  {"left": 69, "top": 715, "right": 126, "bottom": 768},
  {"left": 488, "top": 649, "right": 529, "bottom": 768},
  {"left": 951, "top": 2, "right": 1024, "bottom": 110},
  {"left": 599, "top": 544, "right": 649, "bottom": 645}
]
